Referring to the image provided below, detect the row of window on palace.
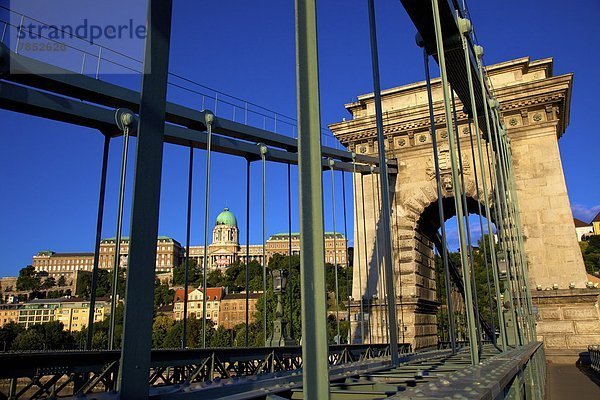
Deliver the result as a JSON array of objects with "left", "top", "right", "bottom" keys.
[
  {"left": 99, "top": 245, "right": 174, "bottom": 252},
  {"left": 175, "top": 303, "right": 250, "bottom": 311},
  {"left": 36, "top": 258, "right": 92, "bottom": 265}
]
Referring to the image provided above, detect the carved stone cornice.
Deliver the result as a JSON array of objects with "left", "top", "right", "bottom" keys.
[{"left": 331, "top": 58, "right": 573, "bottom": 143}]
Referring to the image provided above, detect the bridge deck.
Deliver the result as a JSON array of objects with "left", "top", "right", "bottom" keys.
[{"left": 157, "top": 344, "right": 546, "bottom": 399}]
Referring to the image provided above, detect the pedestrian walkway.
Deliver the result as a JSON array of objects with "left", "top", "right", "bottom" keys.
[{"left": 546, "top": 363, "right": 600, "bottom": 400}]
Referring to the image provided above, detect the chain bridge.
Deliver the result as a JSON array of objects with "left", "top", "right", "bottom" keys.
[{"left": 0, "top": 0, "right": 598, "bottom": 399}]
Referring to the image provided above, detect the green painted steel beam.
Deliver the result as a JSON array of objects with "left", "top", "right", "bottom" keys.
[
  {"left": 118, "top": 0, "right": 173, "bottom": 397},
  {"left": 367, "top": 0, "right": 399, "bottom": 364},
  {"left": 472, "top": 44, "right": 508, "bottom": 351},
  {"left": 430, "top": 0, "right": 479, "bottom": 365},
  {"left": 0, "top": 43, "right": 392, "bottom": 169},
  {"left": 295, "top": 0, "right": 331, "bottom": 398}
]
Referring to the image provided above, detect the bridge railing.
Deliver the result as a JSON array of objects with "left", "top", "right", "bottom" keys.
[
  {"left": 0, "top": 343, "right": 412, "bottom": 399},
  {"left": 391, "top": 342, "right": 546, "bottom": 400},
  {"left": 0, "top": 5, "right": 343, "bottom": 149},
  {"left": 589, "top": 345, "right": 600, "bottom": 374},
  {"left": 437, "top": 339, "right": 494, "bottom": 350}
]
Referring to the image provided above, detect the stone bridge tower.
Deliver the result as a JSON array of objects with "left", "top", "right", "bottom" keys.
[{"left": 330, "top": 57, "right": 596, "bottom": 351}]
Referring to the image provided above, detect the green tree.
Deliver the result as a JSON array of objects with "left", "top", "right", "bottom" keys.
[
  {"left": 152, "top": 315, "right": 174, "bottom": 348},
  {"left": 210, "top": 325, "right": 232, "bottom": 347},
  {"left": 231, "top": 323, "right": 249, "bottom": 347},
  {"left": 325, "top": 262, "right": 352, "bottom": 311},
  {"left": 57, "top": 276, "right": 67, "bottom": 287},
  {"left": 0, "top": 322, "right": 25, "bottom": 350},
  {"left": 582, "top": 235, "right": 600, "bottom": 276},
  {"left": 41, "top": 277, "right": 56, "bottom": 290},
  {"left": 11, "top": 329, "right": 45, "bottom": 350},
  {"left": 206, "top": 269, "right": 226, "bottom": 288},
  {"left": 173, "top": 258, "right": 201, "bottom": 286},
  {"left": 472, "top": 234, "right": 498, "bottom": 328},
  {"left": 76, "top": 269, "right": 125, "bottom": 300},
  {"left": 154, "top": 281, "right": 174, "bottom": 307},
  {"left": 326, "top": 315, "right": 350, "bottom": 344},
  {"left": 434, "top": 234, "right": 500, "bottom": 341},
  {"left": 11, "top": 321, "right": 75, "bottom": 351},
  {"left": 249, "top": 254, "right": 306, "bottom": 344},
  {"left": 16, "top": 265, "right": 41, "bottom": 292},
  {"left": 88, "top": 303, "right": 125, "bottom": 349},
  {"left": 162, "top": 318, "right": 215, "bottom": 348}
]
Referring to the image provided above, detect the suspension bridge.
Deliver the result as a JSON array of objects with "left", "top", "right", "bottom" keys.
[{"left": 0, "top": 0, "right": 599, "bottom": 399}]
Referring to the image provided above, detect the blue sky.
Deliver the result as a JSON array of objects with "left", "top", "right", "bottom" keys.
[{"left": 1, "top": 0, "right": 599, "bottom": 276}]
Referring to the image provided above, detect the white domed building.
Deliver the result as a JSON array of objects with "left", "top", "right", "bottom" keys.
[
  {"left": 188, "top": 206, "right": 347, "bottom": 270},
  {"left": 189, "top": 207, "right": 265, "bottom": 270}
]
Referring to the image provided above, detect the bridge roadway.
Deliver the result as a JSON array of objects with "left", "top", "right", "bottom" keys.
[
  {"left": 162, "top": 344, "right": 538, "bottom": 400},
  {"left": 0, "top": 342, "right": 550, "bottom": 399}
]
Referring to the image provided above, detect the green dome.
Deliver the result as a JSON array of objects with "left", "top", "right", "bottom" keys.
[{"left": 215, "top": 207, "right": 237, "bottom": 227}]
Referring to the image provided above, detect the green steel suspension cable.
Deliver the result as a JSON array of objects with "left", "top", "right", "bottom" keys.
[
  {"left": 472, "top": 44, "right": 508, "bottom": 350},
  {"left": 182, "top": 144, "right": 194, "bottom": 349},
  {"left": 494, "top": 121, "right": 531, "bottom": 342},
  {"left": 245, "top": 158, "right": 251, "bottom": 347},
  {"left": 109, "top": 121, "right": 130, "bottom": 351},
  {"left": 341, "top": 171, "right": 352, "bottom": 331},
  {"left": 259, "top": 143, "right": 268, "bottom": 346},
  {"left": 483, "top": 138, "right": 520, "bottom": 345},
  {"left": 360, "top": 173, "right": 373, "bottom": 344},
  {"left": 287, "top": 163, "right": 294, "bottom": 339},
  {"left": 457, "top": 19, "right": 500, "bottom": 347},
  {"left": 494, "top": 122, "right": 535, "bottom": 341},
  {"left": 328, "top": 158, "right": 341, "bottom": 343},
  {"left": 201, "top": 112, "right": 215, "bottom": 349},
  {"left": 466, "top": 118, "right": 497, "bottom": 345},
  {"left": 499, "top": 134, "right": 536, "bottom": 339},
  {"left": 493, "top": 114, "right": 532, "bottom": 342},
  {"left": 491, "top": 109, "right": 524, "bottom": 344},
  {"left": 367, "top": 0, "right": 399, "bottom": 361},
  {"left": 450, "top": 86, "right": 483, "bottom": 351},
  {"left": 431, "top": 0, "right": 478, "bottom": 364},
  {"left": 489, "top": 106, "right": 526, "bottom": 345},
  {"left": 351, "top": 153, "right": 365, "bottom": 343},
  {"left": 390, "top": 185, "right": 406, "bottom": 345},
  {"left": 369, "top": 166, "right": 385, "bottom": 343},
  {"left": 86, "top": 135, "right": 110, "bottom": 351},
  {"left": 421, "top": 46, "right": 457, "bottom": 352},
  {"left": 374, "top": 172, "right": 390, "bottom": 344}
]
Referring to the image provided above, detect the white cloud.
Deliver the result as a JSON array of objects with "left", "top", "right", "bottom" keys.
[{"left": 571, "top": 203, "right": 600, "bottom": 223}]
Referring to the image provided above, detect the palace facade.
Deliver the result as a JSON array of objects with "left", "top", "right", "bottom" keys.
[
  {"left": 30, "top": 207, "right": 348, "bottom": 287},
  {"left": 32, "top": 237, "right": 182, "bottom": 286},
  {"left": 188, "top": 207, "right": 348, "bottom": 269}
]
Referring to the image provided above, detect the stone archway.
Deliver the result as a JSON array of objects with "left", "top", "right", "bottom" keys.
[{"left": 331, "top": 57, "right": 595, "bottom": 351}]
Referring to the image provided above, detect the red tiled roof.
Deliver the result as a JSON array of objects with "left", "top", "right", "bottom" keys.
[
  {"left": 204, "top": 287, "right": 225, "bottom": 301},
  {"left": 593, "top": 211, "right": 600, "bottom": 223},
  {"left": 173, "top": 287, "right": 225, "bottom": 303},
  {"left": 574, "top": 218, "right": 591, "bottom": 227},
  {"left": 173, "top": 288, "right": 194, "bottom": 303}
]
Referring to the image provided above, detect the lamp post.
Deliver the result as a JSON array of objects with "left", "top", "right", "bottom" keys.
[{"left": 267, "top": 269, "right": 295, "bottom": 347}]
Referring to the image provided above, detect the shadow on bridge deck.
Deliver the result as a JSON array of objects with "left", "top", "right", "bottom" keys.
[{"left": 545, "top": 363, "right": 600, "bottom": 400}]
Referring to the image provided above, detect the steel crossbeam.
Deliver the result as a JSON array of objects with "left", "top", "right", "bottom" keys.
[
  {"left": 0, "top": 344, "right": 412, "bottom": 399},
  {"left": 0, "top": 43, "right": 394, "bottom": 171},
  {"left": 399, "top": 0, "right": 489, "bottom": 137}
]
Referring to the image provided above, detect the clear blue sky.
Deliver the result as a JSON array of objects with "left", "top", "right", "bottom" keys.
[{"left": 1, "top": 0, "right": 599, "bottom": 276}]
